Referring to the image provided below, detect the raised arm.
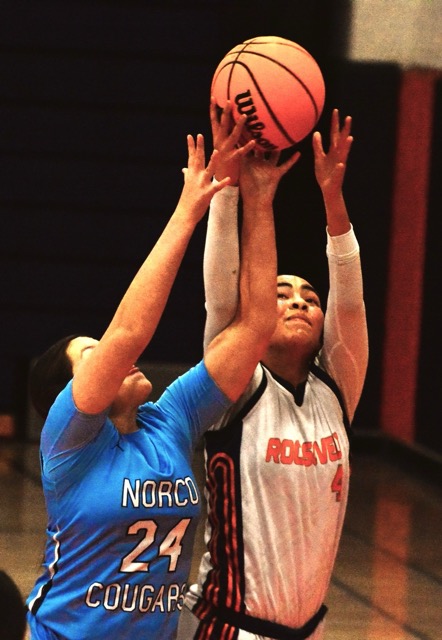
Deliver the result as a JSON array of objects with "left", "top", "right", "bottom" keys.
[
  {"left": 313, "top": 110, "right": 368, "bottom": 421},
  {"left": 204, "top": 148, "right": 300, "bottom": 402},
  {"left": 72, "top": 135, "right": 231, "bottom": 414},
  {"left": 203, "top": 99, "right": 255, "bottom": 349},
  {"left": 312, "top": 108, "right": 353, "bottom": 236}
]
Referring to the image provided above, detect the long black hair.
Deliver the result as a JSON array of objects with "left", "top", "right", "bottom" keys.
[{"left": 29, "top": 334, "right": 81, "bottom": 420}]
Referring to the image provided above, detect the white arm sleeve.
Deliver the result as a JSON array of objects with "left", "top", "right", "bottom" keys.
[
  {"left": 203, "top": 184, "right": 240, "bottom": 350},
  {"left": 319, "top": 225, "right": 369, "bottom": 423}
]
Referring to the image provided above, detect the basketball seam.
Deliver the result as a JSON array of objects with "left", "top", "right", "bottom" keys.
[
  {"left": 219, "top": 60, "right": 296, "bottom": 146},
  {"left": 225, "top": 51, "right": 322, "bottom": 121},
  {"left": 243, "top": 37, "right": 318, "bottom": 63},
  {"left": 211, "top": 41, "right": 250, "bottom": 94},
  {"left": 227, "top": 43, "right": 251, "bottom": 104}
]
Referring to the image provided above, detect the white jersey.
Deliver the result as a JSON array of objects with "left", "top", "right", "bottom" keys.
[
  {"left": 185, "top": 361, "right": 350, "bottom": 639},
  {"left": 182, "top": 186, "right": 368, "bottom": 640}
]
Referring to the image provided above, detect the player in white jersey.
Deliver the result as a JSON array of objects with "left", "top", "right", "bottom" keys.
[
  {"left": 26, "top": 133, "right": 299, "bottom": 640},
  {"left": 178, "top": 105, "right": 369, "bottom": 639}
]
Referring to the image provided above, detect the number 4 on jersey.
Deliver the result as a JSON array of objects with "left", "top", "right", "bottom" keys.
[{"left": 331, "top": 464, "right": 343, "bottom": 502}]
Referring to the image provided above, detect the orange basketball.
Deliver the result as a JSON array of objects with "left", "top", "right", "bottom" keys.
[{"left": 211, "top": 36, "right": 326, "bottom": 151}]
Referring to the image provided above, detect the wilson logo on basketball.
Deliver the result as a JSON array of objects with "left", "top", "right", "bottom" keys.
[{"left": 235, "top": 90, "right": 278, "bottom": 151}]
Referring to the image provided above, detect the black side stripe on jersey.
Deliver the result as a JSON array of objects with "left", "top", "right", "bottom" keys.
[
  {"left": 309, "top": 363, "right": 351, "bottom": 434},
  {"left": 28, "top": 531, "right": 61, "bottom": 615},
  {"left": 200, "top": 373, "right": 268, "bottom": 620},
  {"left": 29, "top": 579, "right": 52, "bottom": 615},
  {"left": 231, "top": 366, "right": 268, "bottom": 424},
  {"left": 195, "top": 615, "right": 239, "bottom": 640},
  {"left": 206, "top": 368, "right": 268, "bottom": 445},
  {"left": 204, "top": 452, "right": 244, "bottom": 612}
]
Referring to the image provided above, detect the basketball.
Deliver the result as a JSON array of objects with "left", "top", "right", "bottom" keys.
[{"left": 211, "top": 36, "right": 326, "bottom": 151}]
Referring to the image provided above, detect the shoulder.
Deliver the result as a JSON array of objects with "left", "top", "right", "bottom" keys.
[
  {"left": 138, "top": 361, "right": 232, "bottom": 439},
  {"left": 42, "top": 380, "right": 77, "bottom": 438},
  {"left": 161, "top": 361, "right": 231, "bottom": 408},
  {"left": 41, "top": 380, "right": 110, "bottom": 458}
]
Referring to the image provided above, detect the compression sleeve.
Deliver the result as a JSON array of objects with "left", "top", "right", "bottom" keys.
[
  {"left": 203, "top": 184, "right": 240, "bottom": 350},
  {"left": 320, "top": 225, "right": 369, "bottom": 422}
]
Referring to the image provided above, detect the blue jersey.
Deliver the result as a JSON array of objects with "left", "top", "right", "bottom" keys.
[{"left": 27, "top": 361, "right": 231, "bottom": 640}]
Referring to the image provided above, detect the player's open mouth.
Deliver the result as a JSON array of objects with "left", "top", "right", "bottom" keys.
[{"left": 287, "top": 314, "right": 311, "bottom": 326}]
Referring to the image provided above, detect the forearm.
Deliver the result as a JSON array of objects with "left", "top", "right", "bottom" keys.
[
  {"left": 239, "top": 191, "right": 277, "bottom": 336},
  {"left": 322, "top": 190, "right": 351, "bottom": 237},
  {"left": 204, "top": 191, "right": 277, "bottom": 401},
  {"left": 203, "top": 184, "right": 240, "bottom": 349},
  {"left": 322, "top": 227, "right": 368, "bottom": 421}
]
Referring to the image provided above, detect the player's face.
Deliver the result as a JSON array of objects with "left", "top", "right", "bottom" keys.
[
  {"left": 270, "top": 275, "right": 324, "bottom": 353},
  {"left": 66, "top": 336, "right": 152, "bottom": 408}
]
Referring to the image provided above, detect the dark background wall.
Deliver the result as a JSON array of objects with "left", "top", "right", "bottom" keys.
[{"left": 1, "top": 1, "right": 439, "bottom": 454}]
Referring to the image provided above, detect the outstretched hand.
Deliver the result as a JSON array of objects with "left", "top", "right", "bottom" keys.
[
  {"left": 210, "top": 96, "right": 256, "bottom": 184},
  {"left": 313, "top": 108, "right": 353, "bottom": 198},
  {"left": 239, "top": 147, "right": 301, "bottom": 203},
  {"left": 180, "top": 133, "right": 231, "bottom": 220}
]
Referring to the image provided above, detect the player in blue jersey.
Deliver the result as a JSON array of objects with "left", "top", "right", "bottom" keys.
[
  {"left": 26, "top": 131, "right": 299, "bottom": 640},
  {"left": 178, "top": 105, "right": 369, "bottom": 639}
]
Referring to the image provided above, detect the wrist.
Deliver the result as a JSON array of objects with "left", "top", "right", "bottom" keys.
[
  {"left": 242, "top": 196, "right": 274, "bottom": 212},
  {"left": 213, "top": 176, "right": 239, "bottom": 188},
  {"left": 321, "top": 187, "right": 344, "bottom": 205},
  {"left": 242, "top": 187, "right": 276, "bottom": 207},
  {"left": 174, "top": 199, "right": 205, "bottom": 226}
]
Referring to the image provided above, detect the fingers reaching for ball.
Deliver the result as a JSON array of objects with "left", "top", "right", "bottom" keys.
[
  {"left": 210, "top": 96, "right": 255, "bottom": 184},
  {"left": 313, "top": 108, "right": 353, "bottom": 196}
]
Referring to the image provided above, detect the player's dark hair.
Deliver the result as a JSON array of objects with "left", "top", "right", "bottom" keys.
[{"left": 29, "top": 334, "right": 81, "bottom": 420}]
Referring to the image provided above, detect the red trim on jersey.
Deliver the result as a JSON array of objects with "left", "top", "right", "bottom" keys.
[{"left": 204, "top": 453, "right": 242, "bottom": 610}]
